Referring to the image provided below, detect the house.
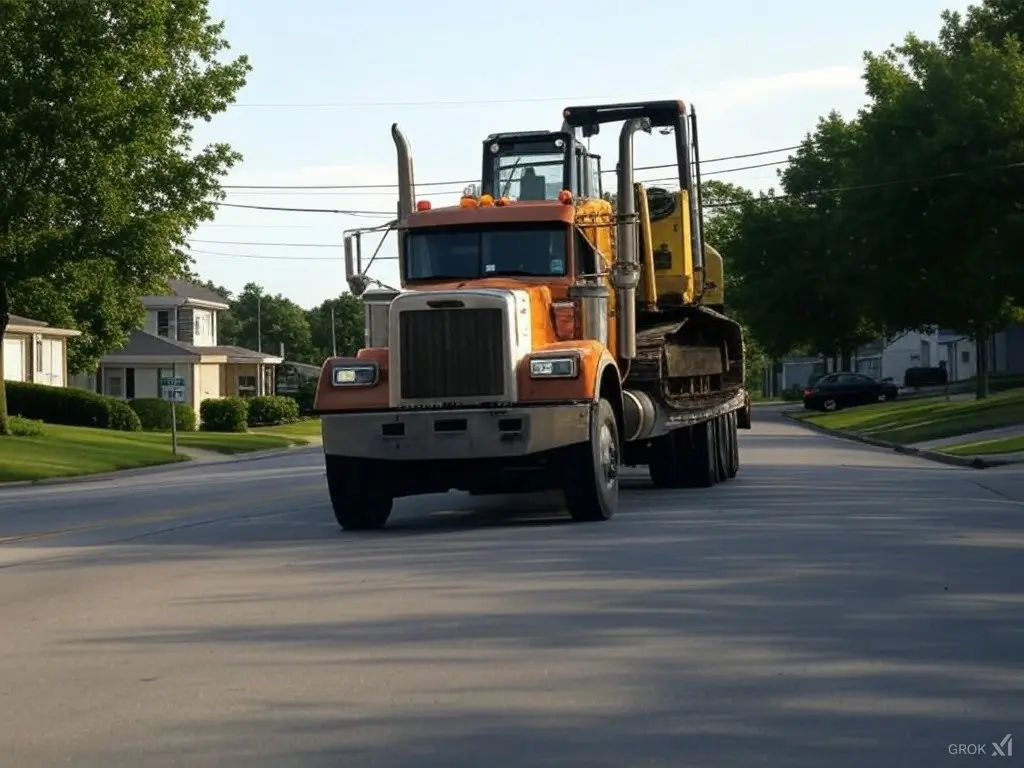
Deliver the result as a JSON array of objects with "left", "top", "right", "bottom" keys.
[
  {"left": 74, "top": 280, "right": 282, "bottom": 413},
  {"left": 937, "top": 324, "right": 1024, "bottom": 381},
  {"left": 773, "top": 324, "right": 1024, "bottom": 392},
  {"left": 854, "top": 329, "right": 940, "bottom": 387},
  {"left": 2, "top": 315, "right": 81, "bottom": 386}
]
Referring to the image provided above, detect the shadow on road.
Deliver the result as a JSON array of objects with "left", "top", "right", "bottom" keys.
[{"left": 4, "top": 414, "right": 1023, "bottom": 766}]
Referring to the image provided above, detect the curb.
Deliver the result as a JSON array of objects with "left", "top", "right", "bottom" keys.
[
  {"left": 783, "top": 412, "right": 1023, "bottom": 469},
  {"left": 0, "top": 441, "right": 320, "bottom": 491}
]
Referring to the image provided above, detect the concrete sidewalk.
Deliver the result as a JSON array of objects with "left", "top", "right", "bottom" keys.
[{"left": 912, "top": 424, "right": 1024, "bottom": 451}]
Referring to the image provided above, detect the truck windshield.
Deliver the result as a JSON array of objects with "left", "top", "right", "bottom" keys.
[
  {"left": 405, "top": 223, "right": 568, "bottom": 281},
  {"left": 495, "top": 152, "right": 565, "bottom": 201}
]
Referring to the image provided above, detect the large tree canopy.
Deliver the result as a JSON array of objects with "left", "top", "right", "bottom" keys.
[
  {"left": 717, "top": 0, "right": 1024, "bottom": 395},
  {"left": 0, "top": 0, "right": 250, "bottom": 431}
]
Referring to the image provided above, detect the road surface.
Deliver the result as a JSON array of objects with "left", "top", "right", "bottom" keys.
[{"left": 1, "top": 408, "right": 1021, "bottom": 767}]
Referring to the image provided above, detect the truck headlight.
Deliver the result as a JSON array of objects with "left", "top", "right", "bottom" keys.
[
  {"left": 529, "top": 356, "right": 578, "bottom": 379},
  {"left": 332, "top": 363, "right": 378, "bottom": 387}
]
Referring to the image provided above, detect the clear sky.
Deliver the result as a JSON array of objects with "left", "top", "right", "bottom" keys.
[{"left": 190, "top": 0, "right": 962, "bottom": 308}]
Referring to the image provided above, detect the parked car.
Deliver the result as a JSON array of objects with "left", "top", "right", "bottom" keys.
[{"left": 802, "top": 372, "right": 900, "bottom": 411}]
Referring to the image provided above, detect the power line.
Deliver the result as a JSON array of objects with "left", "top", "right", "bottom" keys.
[
  {"left": 195, "top": 158, "right": 1024, "bottom": 246},
  {"left": 220, "top": 147, "right": 799, "bottom": 191},
  {"left": 220, "top": 159, "right": 788, "bottom": 198},
  {"left": 188, "top": 247, "right": 375, "bottom": 262},
  {"left": 211, "top": 159, "right": 789, "bottom": 216},
  {"left": 230, "top": 94, "right": 615, "bottom": 109}
]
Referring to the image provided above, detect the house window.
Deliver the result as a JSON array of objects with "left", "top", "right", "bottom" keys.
[
  {"left": 35, "top": 340, "right": 43, "bottom": 372},
  {"left": 105, "top": 371, "right": 123, "bottom": 398},
  {"left": 156, "top": 310, "right": 171, "bottom": 337},
  {"left": 237, "top": 375, "right": 257, "bottom": 396},
  {"left": 960, "top": 349, "right": 970, "bottom": 364},
  {"left": 193, "top": 313, "right": 206, "bottom": 339},
  {"left": 125, "top": 368, "right": 135, "bottom": 400}
]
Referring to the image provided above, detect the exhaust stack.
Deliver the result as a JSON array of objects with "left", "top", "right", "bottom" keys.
[
  {"left": 391, "top": 123, "right": 416, "bottom": 223},
  {"left": 613, "top": 117, "right": 652, "bottom": 361}
]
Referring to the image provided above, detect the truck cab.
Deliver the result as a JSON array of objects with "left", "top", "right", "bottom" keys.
[{"left": 479, "top": 130, "right": 604, "bottom": 202}]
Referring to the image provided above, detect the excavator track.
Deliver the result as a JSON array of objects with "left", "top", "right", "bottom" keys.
[{"left": 624, "top": 306, "right": 745, "bottom": 413}]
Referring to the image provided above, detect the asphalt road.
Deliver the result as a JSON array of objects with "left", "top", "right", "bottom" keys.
[{"left": 1, "top": 408, "right": 1022, "bottom": 767}]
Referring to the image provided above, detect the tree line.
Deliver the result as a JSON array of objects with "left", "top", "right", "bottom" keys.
[
  {"left": 704, "top": 2, "right": 1024, "bottom": 397},
  {"left": 196, "top": 280, "right": 365, "bottom": 365}
]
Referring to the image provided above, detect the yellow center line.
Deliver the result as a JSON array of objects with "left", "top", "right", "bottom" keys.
[{"left": 0, "top": 482, "right": 325, "bottom": 545}]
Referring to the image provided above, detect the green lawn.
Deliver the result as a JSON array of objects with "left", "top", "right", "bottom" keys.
[
  {"left": 136, "top": 430, "right": 305, "bottom": 455},
  {"left": 939, "top": 435, "right": 1024, "bottom": 457},
  {"left": 0, "top": 421, "right": 313, "bottom": 483},
  {"left": 252, "top": 417, "right": 321, "bottom": 440},
  {"left": 790, "top": 388, "right": 1024, "bottom": 445}
]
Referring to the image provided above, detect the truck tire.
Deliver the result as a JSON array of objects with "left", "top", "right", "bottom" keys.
[
  {"left": 714, "top": 417, "right": 729, "bottom": 483},
  {"left": 563, "top": 398, "right": 619, "bottom": 522},
  {"left": 648, "top": 426, "right": 691, "bottom": 488},
  {"left": 324, "top": 456, "right": 393, "bottom": 531},
  {"left": 726, "top": 412, "right": 740, "bottom": 478},
  {"left": 690, "top": 419, "right": 718, "bottom": 488}
]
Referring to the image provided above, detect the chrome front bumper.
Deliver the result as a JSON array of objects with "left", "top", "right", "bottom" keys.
[{"left": 321, "top": 404, "right": 593, "bottom": 462}]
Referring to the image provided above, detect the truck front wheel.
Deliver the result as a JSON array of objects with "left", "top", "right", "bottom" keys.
[
  {"left": 324, "top": 456, "right": 394, "bottom": 531},
  {"left": 563, "top": 398, "right": 619, "bottom": 522}
]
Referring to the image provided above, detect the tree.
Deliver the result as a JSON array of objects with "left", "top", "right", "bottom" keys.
[
  {"left": 307, "top": 294, "right": 365, "bottom": 362},
  {"left": 0, "top": 0, "right": 250, "bottom": 433},
  {"left": 228, "top": 283, "right": 316, "bottom": 362},
  {"left": 857, "top": 12, "right": 1024, "bottom": 396}
]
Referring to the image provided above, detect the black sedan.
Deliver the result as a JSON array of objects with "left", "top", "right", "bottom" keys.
[{"left": 802, "top": 373, "right": 899, "bottom": 411}]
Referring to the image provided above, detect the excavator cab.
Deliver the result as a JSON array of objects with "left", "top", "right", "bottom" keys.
[{"left": 480, "top": 130, "right": 603, "bottom": 201}]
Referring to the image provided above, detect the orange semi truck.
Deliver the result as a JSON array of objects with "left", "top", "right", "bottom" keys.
[{"left": 313, "top": 100, "right": 751, "bottom": 530}]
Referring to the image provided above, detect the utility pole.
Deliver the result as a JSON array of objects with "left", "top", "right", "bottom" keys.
[
  {"left": 330, "top": 305, "right": 337, "bottom": 357},
  {"left": 256, "top": 293, "right": 262, "bottom": 353}
]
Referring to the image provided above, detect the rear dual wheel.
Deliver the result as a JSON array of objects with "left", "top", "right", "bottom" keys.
[{"left": 648, "top": 412, "right": 739, "bottom": 488}]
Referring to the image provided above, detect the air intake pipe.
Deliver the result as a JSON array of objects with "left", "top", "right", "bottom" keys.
[{"left": 613, "top": 117, "right": 652, "bottom": 361}]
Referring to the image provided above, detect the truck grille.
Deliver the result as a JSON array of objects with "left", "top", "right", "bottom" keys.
[{"left": 399, "top": 307, "right": 505, "bottom": 400}]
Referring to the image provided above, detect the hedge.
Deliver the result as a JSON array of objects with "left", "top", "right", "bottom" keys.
[
  {"left": 246, "top": 395, "right": 299, "bottom": 426},
  {"left": 5, "top": 381, "right": 141, "bottom": 431},
  {"left": 129, "top": 398, "right": 197, "bottom": 432},
  {"left": 200, "top": 396, "right": 249, "bottom": 432},
  {"left": 904, "top": 366, "right": 948, "bottom": 388}
]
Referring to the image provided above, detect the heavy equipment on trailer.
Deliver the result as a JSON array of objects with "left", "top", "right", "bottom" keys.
[{"left": 314, "top": 99, "right": 751, "bottom": 531}]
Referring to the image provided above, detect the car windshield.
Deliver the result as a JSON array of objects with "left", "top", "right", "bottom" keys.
[
  {"left": 405, "top": 223, "right": 568, "bottom": 281},
  {"left": 494, "top": 152, "right": 565, "bottom": 201}
]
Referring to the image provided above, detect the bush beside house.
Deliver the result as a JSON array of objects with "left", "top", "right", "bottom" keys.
[
  {"left": 129, "top": 398, "right": 198, "bottom": 432},
  {"left": 246, "top": 395, "right": 299, "bottom": 426},
  {"left": 5, "top": 381, "right": 142, "bottom": 431},
  {"left": 200, "top": 397, "right": 249, "bottom": 432},
  {"left": 198, "top": 394, "right": 301, "bottom": 432}
]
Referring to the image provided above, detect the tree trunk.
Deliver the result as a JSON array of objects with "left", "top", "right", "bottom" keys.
[
  {"left": 975, "top": 330, "right": 989, "bottom": 400},
  {"left": 0, "top": 280, "right": 10, "bottom": 436}
]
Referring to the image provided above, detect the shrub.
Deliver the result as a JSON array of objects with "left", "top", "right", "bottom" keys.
[
  {"left": 246, "top": 395, "right": 299, "bottom": 426},
  {"left": 200, "top": 396, "right": 249, "bottom": 432},
  {"left": 294, "top": 378, "right": 317, "bottom": 415},
  {"left": 8, "top": 416, "right": 44, "bottom": 437},
  {"left": 129, "top": 398, "right": 197, "bottom": 431},
  {"left": 781, "top": 384, "right": 804, "bottom": 402},
  {"left": 904, "top": 366, "right": 948, "bottom": 388},
  {"left": 5, "top": 381, "right": 142, "bottom": 431}
]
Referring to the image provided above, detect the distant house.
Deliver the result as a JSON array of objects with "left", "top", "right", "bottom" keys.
[
  {"left": 774, "top": 324, "right": 1024, "bottom": 391},
  {"left": 72, "top": 279, "right": 282, "bottom": 411},
  {"left": 3, "top": 314, "right": 81, "bottom": 387}
]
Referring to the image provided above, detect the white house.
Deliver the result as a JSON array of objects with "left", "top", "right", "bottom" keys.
[
  {"left": 73, "top": 280, "right": 282, "bottom": 413},
  {"left": 2, "top": 315, "right": 81, "bottom": 387}
]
